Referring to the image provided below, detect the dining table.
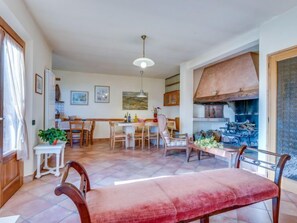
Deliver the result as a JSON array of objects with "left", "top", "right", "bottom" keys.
[{"left": 117, "top": 121, "right": 158, "bottom": 149}]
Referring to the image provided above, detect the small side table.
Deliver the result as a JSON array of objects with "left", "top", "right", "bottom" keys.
[{"left": 34, "top": 142, "right": 66, "bottom": 178}]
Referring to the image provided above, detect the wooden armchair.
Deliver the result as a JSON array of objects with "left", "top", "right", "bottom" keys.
[{"left": 158, "top": 114, "right": 190, "bottom": 160}]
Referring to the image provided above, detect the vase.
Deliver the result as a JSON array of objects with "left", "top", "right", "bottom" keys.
[{"left": 153, "top": 113, "right": 158, "bottom": 122}]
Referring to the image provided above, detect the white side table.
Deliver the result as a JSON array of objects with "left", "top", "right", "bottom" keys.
[{"left": 33, "top": 142, "right": 66, "bottom": 178}]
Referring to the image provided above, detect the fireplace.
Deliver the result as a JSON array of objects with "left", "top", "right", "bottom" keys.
[{"left": 194, "top": 99, "right": 259, "bottom": 148}]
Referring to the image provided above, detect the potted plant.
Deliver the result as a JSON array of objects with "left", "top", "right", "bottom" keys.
[{"left": 38, "top": 128, "right": 67, "bottom": 145}]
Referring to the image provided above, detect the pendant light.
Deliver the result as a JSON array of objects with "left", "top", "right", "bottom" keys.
[
  {"left": 133, "top": 35, "right": 155, "bottom": 69},
  {"left": 137, "top": 70, "right": 147, "bottom": 98}
]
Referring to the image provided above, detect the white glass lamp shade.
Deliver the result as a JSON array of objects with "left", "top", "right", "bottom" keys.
[
  {"left": 133, "top": 57, "right": 155, "bottom": 68},
  {"left": 137, "top": 89, "right": 147, "bottom": 98}
]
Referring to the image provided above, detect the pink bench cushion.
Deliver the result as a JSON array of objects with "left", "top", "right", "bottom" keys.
[
  {"left": 86, "top": 180, "right": 176, "bottom": 223},
  {"left": 86, "top": 168, "right": 278, "bottom": 222},
  {"left": 155, "top": 169, "right": 279, "bottom": 221}
]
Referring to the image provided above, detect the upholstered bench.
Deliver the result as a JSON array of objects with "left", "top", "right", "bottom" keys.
[{"left": 55, "top": 146, "right": 290, "bottom": 223}]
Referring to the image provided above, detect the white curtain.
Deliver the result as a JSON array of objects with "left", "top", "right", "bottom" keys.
[{"left": 3, "top": 33, "right": 28, "bottom": 160}]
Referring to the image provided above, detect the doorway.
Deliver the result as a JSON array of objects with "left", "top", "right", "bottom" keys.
[{"left": 268, "top": 46, "right": 297, "bottom": 192}]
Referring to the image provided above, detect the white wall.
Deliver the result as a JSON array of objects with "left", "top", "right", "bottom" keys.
[
  {"left": 259, "top": 6, "right": 297, "bottom": 193},
  {"left": 0, "top": 0, "right": 52, "bottom": 176},
  {"left": 55, "top": 70, "right": 165, "bottom": 138}
]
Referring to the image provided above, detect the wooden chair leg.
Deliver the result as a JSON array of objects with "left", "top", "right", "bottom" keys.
[
  {"left": 197, "top": 150, "right": 201, "bottom": 160},
  {"left": 187, "top": 147, "right": 193, "bottom": 162},
  {"left": 112, "top": 137, "right": 115, "bottom": 150},
  {"left": 272, "top": 197, "right": 280, "bottom": 223}
]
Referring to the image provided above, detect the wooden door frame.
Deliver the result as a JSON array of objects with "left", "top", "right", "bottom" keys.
[{"left": 268, "top": 46, "right": 297, "bottom": 194}]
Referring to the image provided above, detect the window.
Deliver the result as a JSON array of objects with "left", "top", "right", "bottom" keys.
[{"left": 1, "top": 17, "right": 28, "bottom": 159}]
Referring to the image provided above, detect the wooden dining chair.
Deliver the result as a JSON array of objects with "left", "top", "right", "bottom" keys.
[
  {"left": 69, "top": 121, "right": 84, "bottom": 148},
  {"left": 83, "top": 121, "right": 92, "bottom": 146},
  {"left": 132, "top": 122, "right": 145, "bottom": 150},
  {"left": 109, "top": 122, "right": 126, "bottom": 150},
  {"left": 145, "top": 122, "right": 159, "bottom": 149},
  {"left": 167, "top": 120, "right": 176, "bottom": 136}
]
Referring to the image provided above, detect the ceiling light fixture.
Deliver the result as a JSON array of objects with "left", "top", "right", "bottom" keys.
[
  {"left": 133, "top": 35, "right": 155, "bottom": 69},
  {"left": 137, "top": 70, "right": 147, "bottom": 98}
]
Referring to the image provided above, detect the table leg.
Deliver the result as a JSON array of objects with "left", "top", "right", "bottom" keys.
[
  {"left": 44, "top": 153, "right": 49, "bottom": 169},
  {"left": 60, "top": 146, "right": 65, "bottom": 168},
  {"left": 36, "top": 154, "right": 41, "bottom": 178},
  {"left": 55, "top": 153, "right": 60, "bottom": 177}
]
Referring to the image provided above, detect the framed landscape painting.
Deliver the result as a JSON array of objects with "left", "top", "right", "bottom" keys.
[
  {"left": 70, "top": 91, "right": 88, "bottom": 105},
  {"left": 94, "top": 86, "right": 110, "bottom": 103},
  {"left": 122, "top": 91, "right": 148, "bottom": 110}
]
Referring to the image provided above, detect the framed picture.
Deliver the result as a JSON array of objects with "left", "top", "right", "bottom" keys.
[
  {"left": 122, "top": 91, "right": 148, "bottom": 110},
  {"left": 94, "top": 85, "right": 110, "bottom": 103},
  {"left": 35, "top": 73, "right": 43, "bottom": 94},
  {"left": 70, "top": 91, "right": 89, "bottom": 105}
]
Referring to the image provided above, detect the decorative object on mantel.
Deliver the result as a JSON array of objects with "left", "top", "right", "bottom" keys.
[
  {"left": 38, "top": 128, "right": 67, "bottom": 145},
  {"left": 94, "top": 85, "right": 110, "bottom": 103},
  {"left": 35, "top": 73, "right": 43, "bottom": 94},
  {"left": 70, "top": 91, "right": 88, "bottom": 105},
  {"left": 137, "top": 70, "right": 147, "bottom": 98},
  {"left": 55, "top": 84, "right": 61, "bottom": 101},
  {"left": 133, "top": 35, "right": 155, "bottom": 69},
  {"left": 153, "top": 106, "right": 161, "bottom": 122},
  {"left": 122, "top": 91, "right": 148, "bottom": 110}
]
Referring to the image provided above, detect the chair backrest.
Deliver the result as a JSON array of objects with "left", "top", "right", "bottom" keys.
[
  {"left": 133, "top": 122, "right": 145, "bottom": 134},
  {"left": 157, "top": 114, "right": 167, "bottom": 132},
  {"left": 158, "top": 114, "right": 171, "bottom": 145},
  {"left": 167, "top": 120, "right": 176, "bottom": 136},
  {"left": 83, "top": 121, "right": 92, "bottom": 131},
  {"left": 58, "top": 121, "right": 70, "bottom": 130},
  {"left": 70, "top": 121, "right": 84, "bottom": 132}
]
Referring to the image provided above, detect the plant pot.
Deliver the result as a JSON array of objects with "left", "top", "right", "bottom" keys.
[{"left": 50, "top": 139, "right": 58, "bottom": 145}]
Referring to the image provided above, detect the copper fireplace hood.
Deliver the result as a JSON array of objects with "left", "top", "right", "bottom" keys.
[{"left": 194, "top": 52, "right": 259, "bottom": 104}]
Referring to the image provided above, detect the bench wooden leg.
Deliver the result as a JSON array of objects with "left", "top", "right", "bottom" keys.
[
  {"left": 200, "top": 216, "right": 209, "bottom": 223},
  {"left": 272, "top": 197, "right": 280, "bottom": 223}
]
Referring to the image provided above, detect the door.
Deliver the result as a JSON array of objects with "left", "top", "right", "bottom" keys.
[
  {"left": 0, "top": 17, "right": 25, "bottom": 207},
  {"left": 268, "top": 46, "right": 297, "bottom": 192}
]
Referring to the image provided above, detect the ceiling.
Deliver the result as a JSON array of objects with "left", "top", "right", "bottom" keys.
[{"left": 24, "top": 0, "right": 297, "bottom": 78}]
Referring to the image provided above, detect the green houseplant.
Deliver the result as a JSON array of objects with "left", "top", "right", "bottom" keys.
[{"left": 38, "top": 128, "right": 67, "bottom": 145}]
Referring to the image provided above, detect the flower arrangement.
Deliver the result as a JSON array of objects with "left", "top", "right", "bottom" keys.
[
  {"left": 152, "top": 107, "right": 161, "bottom": 122},
  {"left": 153, "top": 106, "right": 161, "bottom": 114},
  {"left": 194, "top": 136, "right": 223, "bottom": 149}
]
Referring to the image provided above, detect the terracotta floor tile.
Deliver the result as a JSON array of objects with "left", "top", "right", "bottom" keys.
[
  {"left": 13, "top": 198, "right": 52, "bottom": 219},
  {"left": 28, "top": 205, "right": 72, "bottom": 223},
  {"left": 237, "top": 206, "right": 272, "bottom": 223},
  {"left": 58, "top": 213, "right": 80, "bottom": 223},
  {"left": 58, "top": 198, "right": 77, "bottom": 212}
]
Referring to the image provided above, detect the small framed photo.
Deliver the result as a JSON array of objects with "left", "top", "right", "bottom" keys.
[
  {"left": 35, "top": 73, "right": 43, "bottom": 94},
  {"left": 70, "top": 91, "right": 89, "bottom": 105},
  {"left": 94, "top": 86, "right": 110, "bottom": 103}
]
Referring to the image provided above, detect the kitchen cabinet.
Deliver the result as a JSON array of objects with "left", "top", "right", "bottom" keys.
[{"left": 164, "top": 90, "right": 180, "bottom": 106}]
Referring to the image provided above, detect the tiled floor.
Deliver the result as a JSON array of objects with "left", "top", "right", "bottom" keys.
[{"left": 1, "top": 141, "right": 297, "bottom": 223}]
